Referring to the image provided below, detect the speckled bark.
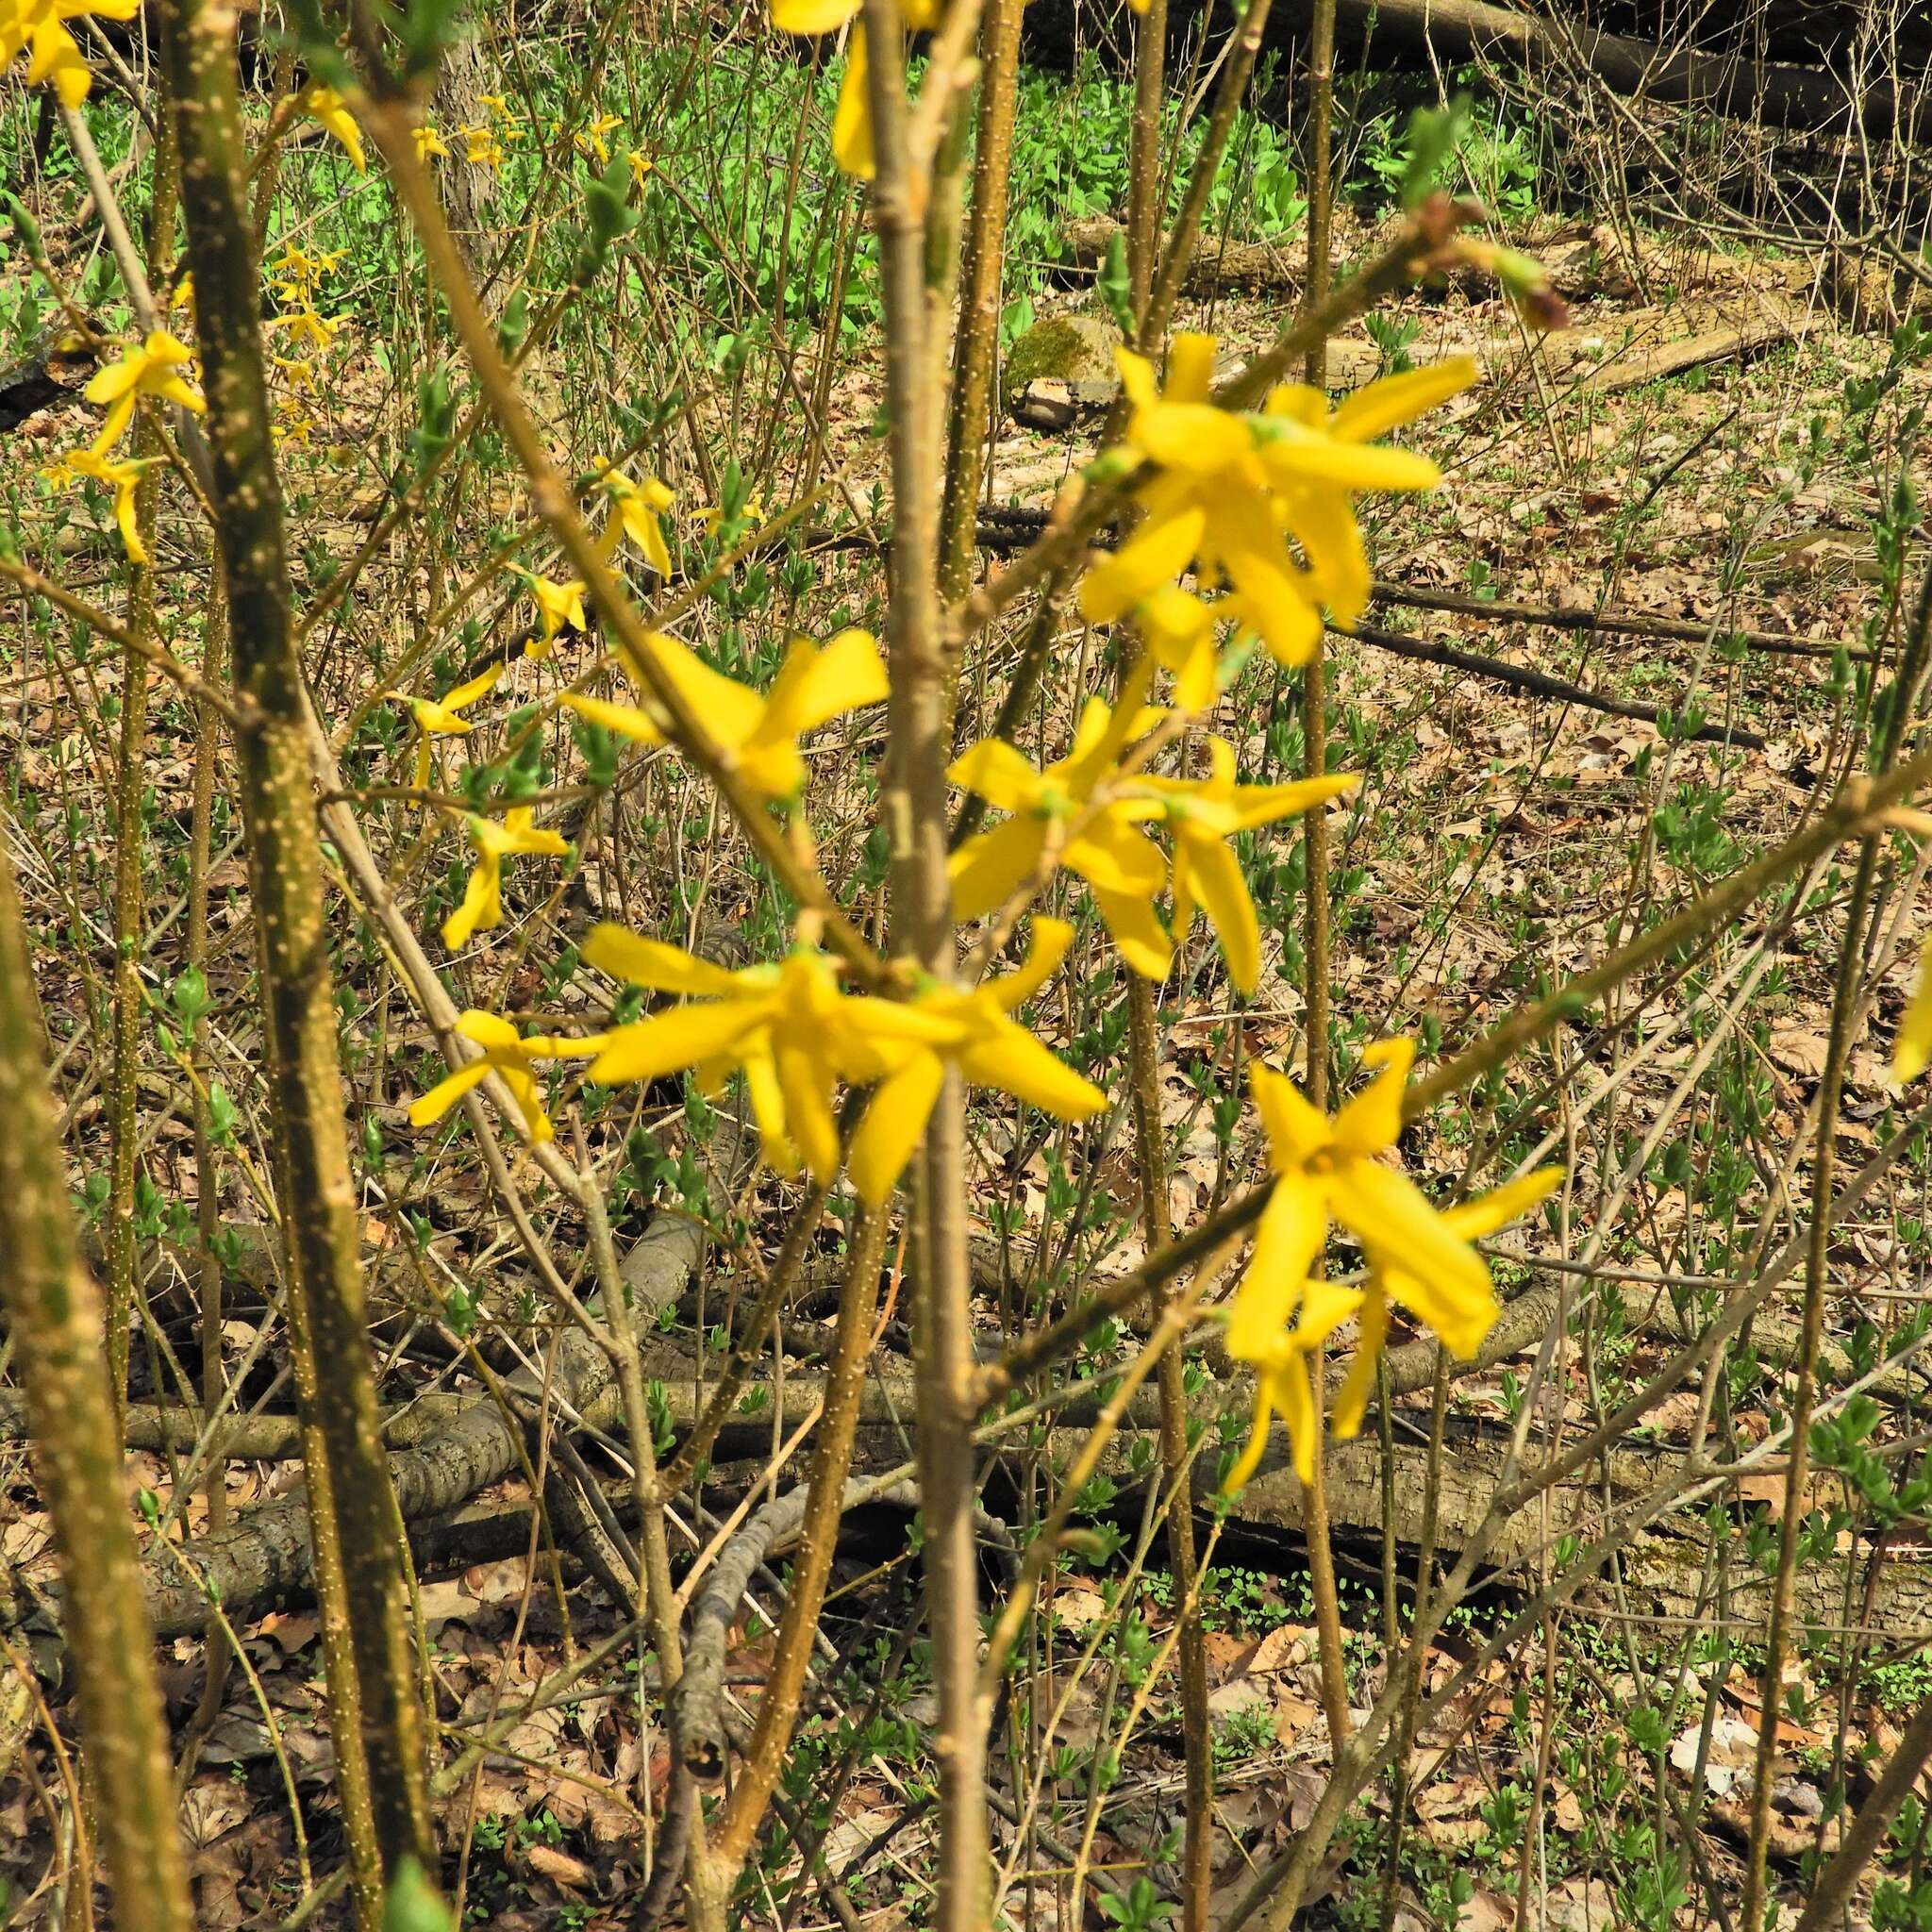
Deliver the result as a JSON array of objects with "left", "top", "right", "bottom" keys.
[
  {"left": 157, "top": 0, "right": 433, "bottom": 1901},
  {"left": 0, "top": 847, "right": 193, "bottom": 1932},
  {"left": 104, "top": 132, "right": 177, "bottom": 1426}
]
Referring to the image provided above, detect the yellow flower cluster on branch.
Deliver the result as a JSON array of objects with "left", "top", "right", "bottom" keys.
[
  {"left": 575, "top": 916, "right": 1100, "bottom": 1205},
  {"left": 298, "top": 84, "right": 365, "bottom": 173},
  {"left": 561, "top": 627, "right": 887, "bottom": 804},
  {"left": 1, "top": 0, "right": 137, "bottom": 107},
  {"left": 1083, "top": 336, "right": 1476, "bottom": 692},
  {"left": 522, "top": 573, "right": 589, "bottom": 658},
  {"left": 47, "top": 447, "right": 160, "bottom": 565},
  {"left": 389, "top": 663, "right": 503, "bottom": 794},
  {"left": 950, "top": 675, "right": 1353, "bottom": 991},
  {"left": 594, "top": 463, "right": 676, "bottom": 576},
  {"left": 443, "top": 808, "right": 570, "bottom": 950},
  {"left": 408, "top": 1011, "right": 604, "bottom": 1144},
  {"left": 85, "top": 330, "right": 204, "bottom": 454},
  {"left": 577, "top": 929, "right": 928, "bottom": 1187},
  {"left": 1225, "top": 1040, "right": 1557, "bottom": 1488}
]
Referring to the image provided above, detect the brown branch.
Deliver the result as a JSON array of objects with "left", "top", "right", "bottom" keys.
[{"left": 1340, "top": 619, "right": 1771, "bottom": 749}]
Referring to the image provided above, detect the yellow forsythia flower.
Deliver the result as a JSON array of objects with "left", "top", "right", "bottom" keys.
[
  {"left": 60, "top": 447, "right": 159, "bottom": 566},
  {"left": 560, "top": 627, "right": 887, "bottom": 802},
  {"left": 265, "top": 306, "right": 347, "bottom": 356},
  {"left": 573, "top": 111, "right": 624, "bottom": 164},
  {"left": 1, "top": 0, "right": 140, "bottom": 107},
  {"left": 523, "top": 573, "right": 589, "bottom": 658},
  {"left": 390, "top": 663, "right": 503, "bottom": 793},
  {"left": 1895, "top": 939, "right": 1932, "bottom": 1084},
  {"left": 413, "top": 122, "right": 450, "bottom": 160},
  {"left": 299, "top": 83, "right": 366, "bottom": 173},
  {"left": 1331, "top": 1168, "right": 1560, "bottom": 1441},
  {"left": 1082, "top": 336, "right": 1475, "bottom": 667},
  {"left": 84, "top": 329, "right": 205, "bottom": 454},
  {"left": 1131, "top": 739, "right": 1357, "bottom": 994},
  {"left": 408, "top": 1009, "right": 605, "bottom": 1144},
  {"left": 628, "top": 149, "right": 655, "bottom": 192},
  {"left": 769, "top": 0, "right": 941, "bottom": 181},
  {"left": 458, "top": 123, "right": 506, "bottom": 171},
  {"left": 580, "top": 926, "right": 941, "bottom": 1186},
  {"left": 595, "top": 464, "right": 675, "bottom": 576},
  {"left": 1225, "top": 1038, "right": 1557, "bottom": 1489},
  {"left": 845, "top": 918, "right": 1105, "bottom": 1207},
  {"left": 949, "top": 675, "right": 1171, "bottom": 977},
  {"left": 443, "top": 808, "right": 570, "bottom": 950}
]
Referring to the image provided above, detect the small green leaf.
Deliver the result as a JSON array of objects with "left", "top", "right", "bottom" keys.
[{"left": 382, "top": 1857, "right": 454, "bottom": 1932}]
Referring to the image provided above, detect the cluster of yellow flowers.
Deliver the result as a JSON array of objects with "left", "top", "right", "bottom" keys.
[
  {"left": 406, "top": 330, "right": 1559, "bottom": 1486},
  {"left": 42, "top": 331, "right": 205, "bottom": 567},
  {"left": 1, "top": 0, "right": 135, "bottom": 107}
]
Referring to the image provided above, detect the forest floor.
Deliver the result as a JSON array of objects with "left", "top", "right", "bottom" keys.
[{"left": 3, "top": 88, "right": 1931, "bottom": 1932}]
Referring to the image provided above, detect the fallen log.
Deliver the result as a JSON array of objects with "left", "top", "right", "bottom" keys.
[
  {"left": 1019, "top": 0, "right": 1924, "bottom": 138},
  {"left": 103, "top": 1123, "right": 744, "bottom": 1641},
  {"left": 1059, "top": 217, "right": 1304, "bottom": 295}
]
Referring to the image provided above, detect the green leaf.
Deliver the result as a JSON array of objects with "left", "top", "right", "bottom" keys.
[
  {"left": 382, "top": 1858, "right": 454, "bottom": 1932},
  {"left": 1097, "top": 229, "right": 1134, "bottom": 339},
  {"left": 1396, "top": 98, "right": 1470, "bottom": 209}
]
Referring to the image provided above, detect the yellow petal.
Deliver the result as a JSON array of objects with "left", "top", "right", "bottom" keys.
[
  {"left": 1441, "top": 1167, "right": 1561, "bottom": 1242},
  {"left": 1164, "top": 333, "right": 1220, "bottom": 406},
  {"left": 111, "top": 471, "right": 147, "bottom": 565},
  {"left": 559, "top": 690, "right": 667, "bottom": 745},
  {"left": 622, "top": 631, "right": 764, "bottom": 750},
  {"left": 1276, "top": 1357, "right": 1321, "bottom": 1485},
  {"left": 1229, "top": 772, "right": 1358, "bottom": 832},
  {"left": 1327, "top": 356, "right": 1480, "bottom": 443},
  {"left": 1088, "top": 884, "right": 1173, "bottom": 982},
  {"left": 1249, "top": 1061, "right": 1330, "bottom": 1170},
  {"left": 1067, "top": 815, "right": 1167, "bottom": 896},
  {"left": 1182, "top": 833, "right": 1261, "bottom": 995},
  {"left": 949, "top": 736, "right": 1045, "bottom": 814},
  {"left": 958, "top": 1020, "right": 1104, "bottom": 1120},
  {"left": 587, "top": 1002, "right": 761, "bottom": 1085},
  {"left": 1257, "top": 427, "right": 1440, "bottom": 494},
  {"left": 1282, "top": 485, "right": 1372, "bottom": 625},
  {"left": 949, "top": 819, "right": 1047, "bottom": 923},
  {"left": 407, "top": 1058, "right": 491, "bottom": 1127},
  {"left": 759, "top": 627, "right": 888, "bottom": 743},
  {"left": 1895, "top": 939, "right": 1932, "bottom": 1083},
  {"left": 1330, "top": 1285, "right": 1390, "bottom": 1441},
  {"left": 1220, "top": 1381, "right": 1276, "bottom": 1494},
  {"left": 774, "top": 1040, "right": 841, "bottom": 1183},
  {"left": 456, "top": 1009, "right": 521, "bottom": 1052},
  {"left": 1329, "top": 1161, "right": 1495, "bottom": 1357},
  {"left": 496, "top": 1061, "right": 554, "bottom": 1142},
  {"left": 772, "top": 0, "right": 860, "bottom": 29},
  {"left": 1226, "top": 1170, "right": 1325, "bottom": 1358},
  {"left": 1136, "top": 401, "right": 1252, "bottom": 474},
  {"left": 849, "top": 1053, "right": 946, "bottom": 1206},
  {"left": 1296, "top": 1274, "right": 1366, "bottom": 1352},
  {"left": 442, "top": 662, "right": 505, "bottom": 712},
  {"left": 1081, "top": 506, "right": 1208, "bottom": 625},
  {"left": 993, "top": 916, "right": 1074, "bottom": 1011},
  {"left": 829, "top": 25, "right": 874, "bottom": 179},
  {"left": 1331, "top": 1036, "right": 1413, "bottom": 1157},
  {"left": 441, "top": 854, "right": 500, "bottom": 949},
  {"left": 581, "top": 924, "right": 745, "bottom": 996}
]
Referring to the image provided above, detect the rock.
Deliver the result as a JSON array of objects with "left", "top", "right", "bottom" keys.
[{"left": 1000, "top": 310, "right": 1123, "bottom": 418}]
